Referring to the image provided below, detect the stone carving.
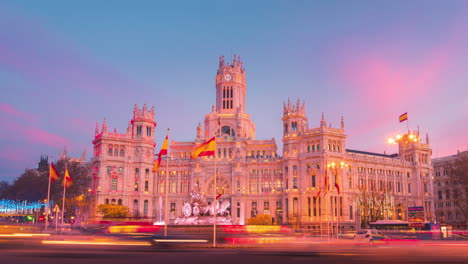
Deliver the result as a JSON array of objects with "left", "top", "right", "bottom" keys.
[{"left": 173, "top": 190, "right": 232, "bottom": 225}]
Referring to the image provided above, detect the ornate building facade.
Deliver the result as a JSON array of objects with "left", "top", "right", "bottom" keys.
[{"left": 90, "top": 56, "right": 436, "bottom": 231}]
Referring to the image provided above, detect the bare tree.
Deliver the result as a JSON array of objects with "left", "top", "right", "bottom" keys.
[
  {"left": 448, "top": 153, "right": 468, "bottom": 222},
  {"left": 355, "top": 183, "right": 394, "bottom": 228}
]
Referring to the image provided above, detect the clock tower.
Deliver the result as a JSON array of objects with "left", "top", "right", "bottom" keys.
[
  {"left": 215, "top": 54, "right": 246, "bottom": 113},
  {"left": 203, "top": 55, "right": 255, "bottom": 139}
]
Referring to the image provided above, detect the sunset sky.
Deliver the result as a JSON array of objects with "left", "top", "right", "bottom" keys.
[{"left": 1, "top": 0, "right": 467, "bottom": 182}]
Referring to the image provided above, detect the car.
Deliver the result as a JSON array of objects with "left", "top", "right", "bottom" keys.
[{"left": 354, "top": 229, "right": 389, "bottom": 243}]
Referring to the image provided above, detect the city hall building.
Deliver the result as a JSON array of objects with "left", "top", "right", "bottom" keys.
[{"left": 90, "top": 56, "right": 435, "bottom": 231}]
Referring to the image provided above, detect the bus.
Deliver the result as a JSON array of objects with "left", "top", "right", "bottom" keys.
[{"left": 370, "top": 220, "right": 441, "bottom": 239}]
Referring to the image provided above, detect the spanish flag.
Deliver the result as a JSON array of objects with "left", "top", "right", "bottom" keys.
[
  {"left": 192, "top": 137, "right": 216, "bottom": 159},
  {"left": 49, "top": 162, "right": 61, "bottom": 182},
  {"left": 334, "top": 168, "right": 340, "bottom": 195},
  {"left": 153, "top": 135, "right": 169, "bottom": 171},
  {"left": 399, "top": 112, "right": 408, "bottom": 123},
  {"left": 63, "top": 168, "right": 72, "bottom": 188}
]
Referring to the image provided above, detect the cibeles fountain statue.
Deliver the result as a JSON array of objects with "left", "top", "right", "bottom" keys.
[{"left": 173, "top": 190, "right": 233, "bottom": 225}]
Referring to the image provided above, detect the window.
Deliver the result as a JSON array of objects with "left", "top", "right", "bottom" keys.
[
  {"left": 133, "top": 200, "right": 139, "bottom": 216},
  {"left": 145, "top": 180, "right": 149, "bottom": 192},
  {"left": 293, "top": 198, "right": 298, "bottom": 216},
  {"left": 408, "top": 183, "right": 411, "bottom": 193},
  {"left": 108, "top": 147, "right": 113, "bottom": 156},
  {"left": 118, "top": 199, "right": 122, "bottom": 205},
  {"left": 137, "top": 125, "right": 142, "bottom": 136},
  {"left": 311, "top": 175, "right": 316, "bottom": 187},
  {"left": 313, "top": 197, "right": 317, "bottom": 216},
  {"left": 146, "top": 126, "right": 151, "bottom": 137},
  {"left": 307, "top": 197, "right": 311, "bottom": 217},
  {"left": 114, "top": 148, "right": 118, "bottom": 156},
  {"left": 143, "top": 200, "right": 148, "bottom": 217},
  {"left": 107, "top": 166, "right": 111, "bottom": 173},
  {"left": 135, "top": 168, "right": 139, "bottom": 176},
  {"left": 264, "top": 201, "right": 269, "bottom": 211},
  {"left": 350, "top": 206, "right": 353, "bottom": 220},
  {"left": 170, "top": 202, "right": 175, "bottom": 212},
  {"left": 134, "top": 180, "right": 139, "bottom": 191},
  {"left": 120, "top": 149, "right": 124, "bottom": 156},
  {"left": 111, "top": 178, "right": 117, "bottom": 190}
]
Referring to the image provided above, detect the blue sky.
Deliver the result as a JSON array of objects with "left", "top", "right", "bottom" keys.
[{"left": 1, "top": 0, "right": 468, "bottom": 182}]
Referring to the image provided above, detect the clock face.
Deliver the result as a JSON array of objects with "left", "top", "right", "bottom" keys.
[{"left": 224, "top": 74, "right": 232, "bottom": 81}]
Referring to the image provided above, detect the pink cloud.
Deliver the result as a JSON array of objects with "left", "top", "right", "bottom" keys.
[
  {"left": 0, "top": 115, "right": 68, "bottom": 148},
  {"left": 0, "top": 103, "right": 38, "bottom": 122}
]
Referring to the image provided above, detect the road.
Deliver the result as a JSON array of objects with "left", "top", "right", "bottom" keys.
[{"left": 1, "top": 235, "right": 467, "bottom": 264}]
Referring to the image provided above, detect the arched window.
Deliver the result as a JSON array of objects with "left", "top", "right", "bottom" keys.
[
  {"left": 221, "top": 126, "right": 235, "bottom": 136},
  {"left": 108, "top": 145, "right": 113, "bottom": 156},
  {"left": 111, "top": 199, "right": 116, "bottom": 205},
  {"left": 114, "top": 148, "right": 118, "bottom": 156},
  {"left": 133, "top": 200, "right": 139, "bottom": 216},
  {"left": 312, "top": 144, "right": 315, "bottom": 151},
  {"left": 105, "top": 199, "right": 109, "bottom": 204},
  {"left": 120, "top": 149, "right": 124, "bottom": 156},
  {"left": 118, "top": 199, "right": 122, "bottom": 205},
  {"left": 143, "top": 200, "right": 148, "bottom": 217}
]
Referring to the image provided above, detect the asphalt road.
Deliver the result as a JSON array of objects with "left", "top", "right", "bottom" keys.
[{"left": 1, "top": 237, "right": 467, "bottom": 264}]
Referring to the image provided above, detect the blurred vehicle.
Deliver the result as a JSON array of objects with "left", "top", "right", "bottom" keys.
[
  {"left": 340, "top": 231, "right": 356, "bottom": 239},
  {"left": 354, "top": 229, "right": 389, "bottom": 243}
]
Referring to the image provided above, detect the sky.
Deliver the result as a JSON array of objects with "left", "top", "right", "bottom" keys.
[{"left": 1, "top": 0, "right": 467, "bottom": 182}]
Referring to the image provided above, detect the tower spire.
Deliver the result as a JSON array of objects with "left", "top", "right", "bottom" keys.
[
  {"left": 95, "top": 123, "right": 100, "bottom": 136},
  {"left": 341, "top": 116, "right": 345, "bottom": 130},
  {"left": 102, "top": 118, "right": 107, "bottom": 133},
  {"left": 320, "top": 112, "right": 326, "bottom": 127}
]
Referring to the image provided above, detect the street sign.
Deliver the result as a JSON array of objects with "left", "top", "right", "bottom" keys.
[{"left": 52, "top": 204, "right": 60, "bottom": 213}]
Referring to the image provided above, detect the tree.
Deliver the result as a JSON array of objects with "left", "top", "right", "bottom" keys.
[
  {"left": 97, "top": 204, "right": 130, "bottom": 218},
  {"left": 0, "top": 181, "right": 13, "bottom": 199},
  {"left": 246, "top": 213, "right": 273, "bottom": 225},
  {"left": 355, "top": 183, "right": 394, "bottom": 228},
  {"left": 448, "top": 153, "right": 468, "bottom": 221}
]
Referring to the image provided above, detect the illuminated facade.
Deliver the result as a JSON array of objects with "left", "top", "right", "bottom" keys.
[{"left": 90, "top": 56, "right": 436, "bottom": 231}]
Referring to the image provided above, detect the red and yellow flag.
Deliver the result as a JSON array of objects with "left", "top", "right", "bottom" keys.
[
  {"left": 153, "top": 135, "right": 169, "bottom": 172},
  {"left": 399, "top": 112, "right": 408, "bottom": 123},
  {"left": 49, "top": 162, "right": 61, "bottom": 182},
  {"left": 334, "top": 168, "right": 340, "bottom": 195},
  {"left": 192, "top": 137, "right": 216, "bottom": 159},
  {"left": 63, "top": 168, "right": 72, "bottom": 188}
]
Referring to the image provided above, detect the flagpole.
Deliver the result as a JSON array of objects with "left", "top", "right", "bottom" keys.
[
  {"left": 164, "top": 128, "right": 170, "bottom": 237},
  {"left": 213, "top": 141, "right": 217, "bottom": 247},
  {"left": 61, "top": 162, "right": 67, "bottom": 227},
  {"left": 45, "top": 156, "right": 53, "bottom": 231},
  {"left": 213, "top": 118, "right": 220, "bottom": 248}
]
